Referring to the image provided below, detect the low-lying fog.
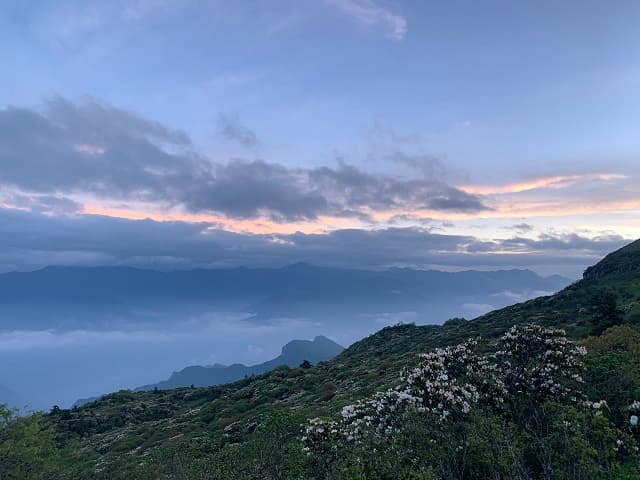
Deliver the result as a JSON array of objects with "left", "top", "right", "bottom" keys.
[{"left": 1, "top": 292, "right": 549, "bottom": 411}]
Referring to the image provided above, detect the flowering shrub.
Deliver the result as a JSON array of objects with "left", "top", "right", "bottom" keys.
[
  {"left": 304, "top": 338, "right": 506, "bottom": 455},
  {"left": 302, "top": 417, "right": 342, "bottom": 459},
  {"left": 495, "top": 324, "right": 587, "bottom": 404},
  {"left": 403, "top": 338, "right": 506, "bottom": 420},
  {"left": 304, "top": 324, "right": 588, "bottom": 456}
]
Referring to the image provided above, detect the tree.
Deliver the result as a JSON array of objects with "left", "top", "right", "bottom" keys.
[
  {"left": 589, "top": 290, "right": 624, "bottom": 336},
  {"left": 0, "top": 404, "right": 63, "bottom": 479}
]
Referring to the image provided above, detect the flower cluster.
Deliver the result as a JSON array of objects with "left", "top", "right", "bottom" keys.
[
  {"left": 339, "top": 390, "right": 418, "bottom": 442},
  {"left": 401, "top": 338, "right": 506, "bottom": 420},
  {"left": 495, "top": 324, "right": 586, "bottom": 403},
  {"left": 584, "top": 400, "right": 608, "bottom": 410},
  {"left": 303, "top": 324, "right": 588, "bottom": 454},
  {"left": 304, "top": 338, "right": 504, "bottom": 451},
  {"left": 336, "top": 338, "right": 506, "bottom": 439},
  {"left": 302, "top": 417, "right": 343, "bottom": 457},
  {"left": 628, "top": 401, "right": 640, "bottom": 427}
]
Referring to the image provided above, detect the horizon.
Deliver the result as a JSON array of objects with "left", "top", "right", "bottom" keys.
[{"left": 5, "top": 260, "right": 575, "bottom": 278}]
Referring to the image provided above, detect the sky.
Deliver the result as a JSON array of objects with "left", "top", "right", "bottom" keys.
[{"left": 1, "top": 0, "right": 640, "bottom": 277}]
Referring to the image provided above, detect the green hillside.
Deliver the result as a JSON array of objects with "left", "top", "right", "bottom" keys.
[{"left": 2, "top": 240, "right": 640, "bottom": 479}]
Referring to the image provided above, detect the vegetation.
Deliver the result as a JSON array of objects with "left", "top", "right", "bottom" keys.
[
  {"left": 2, "top": 239, "right": 640, "bottom": 479},
  {"left": 0, "top": 404, "right": 69, "bottom": 479},
  {"left": 304, "top": 325, "right": 639, "bottom": 479}
]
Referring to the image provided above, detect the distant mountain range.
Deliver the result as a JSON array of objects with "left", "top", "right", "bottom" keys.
[
  {"left": 74, "top": 335, "right": 344, "bottom": 407},
  {"left": 0, "top": 264, "right": 570, "bottom": 330},
  {"left": 137, "top": 335, "right": 344, "bottom": 391}
]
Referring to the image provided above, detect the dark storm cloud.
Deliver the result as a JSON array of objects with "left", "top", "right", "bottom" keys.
[
  {"left": 0, "top": 208, "right": 628, "bottom": 276},
  {"left": 0, "top": 97, "right": 489, "bottom": 221}
]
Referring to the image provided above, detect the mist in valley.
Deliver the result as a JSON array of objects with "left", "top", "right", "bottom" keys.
[{"left": 1, "top": 275, "right": 563, "bottom": 410}]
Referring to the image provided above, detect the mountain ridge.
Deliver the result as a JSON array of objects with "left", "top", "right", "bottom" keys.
[
  {"left": 73, "top": 335, "right": 344, "bottom": 407},
  {"left": 583, "top": 238, "right": 640, "bottom": 280},
  {"left": 136, "top": 335, "right": 344, "bottom": 391},
  {"left": 0, "top": 263, "right": 571, "bottom": 331}
]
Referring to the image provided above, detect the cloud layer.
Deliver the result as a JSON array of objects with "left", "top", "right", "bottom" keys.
[
  {"left": 0, "top": 207, "right": 627, "bottom": 277},
  {"left": 0, "top": 97, "right": 488, "bottom": 222}
]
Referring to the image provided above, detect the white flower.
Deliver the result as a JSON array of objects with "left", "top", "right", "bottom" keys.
[{"left": 630, "top": 415, "right": 638, "bottom": 426}]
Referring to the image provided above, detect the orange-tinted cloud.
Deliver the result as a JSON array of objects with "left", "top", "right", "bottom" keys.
[
  {"left": 459, "top": 173, "right": 628, "bottom": 195},
  {"left": 81, "top": 204, "right": 361, "bottom": 235}
]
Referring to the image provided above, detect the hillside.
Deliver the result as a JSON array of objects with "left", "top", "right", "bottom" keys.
[
  {"left": 3, "top": 239, "right": 640, "bottom": 478},
  {"left": 584, "top": 238, "right": 640, "bottom": 280}
]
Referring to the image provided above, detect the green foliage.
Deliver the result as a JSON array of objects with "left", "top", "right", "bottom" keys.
[
  {"left": 306, "top": 326, "right": 640, "bottom": 479},
  {"left": 310, "top": 403, "right": 639, "bottom": 480},
  {"left": 0, "top": 404, "right": 66, "bottom": 480},
  {"left": 588, "top": 290, "right": 624, "bottom": 335},
  {"left": 583, "top": 326, "right": 640, "bottom": 426}
]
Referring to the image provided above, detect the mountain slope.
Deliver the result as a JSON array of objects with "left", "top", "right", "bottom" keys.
[
  {"left": 584, "top": 238, "right": 640, "bottom": 280},
  {"left": 43, "top": 240, "right": 640, "bottom": 477},
  {"left": 137, "top": 335, "right": 344, "bottom": 390}
]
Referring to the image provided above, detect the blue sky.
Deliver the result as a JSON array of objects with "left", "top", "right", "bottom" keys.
[{"left": 1, "top": 0, "right": 639, "bottom": 276}]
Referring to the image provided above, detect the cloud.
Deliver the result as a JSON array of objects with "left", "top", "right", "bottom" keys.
[
  {"left": 0, "top": 207, "right": 629, "bottom": 276},
  {"left": 456, "top": 171, "right": 640, "bottom": 219},
  {"left": 323, "top": 0, "right": 407, "bottom": 40},
  {"left": 392, "top": 152, "right": 449, "bottom": 178},
  {"left": 40, "top": 0, "right": 176, "bottom": 41},
  {"left": 218, "top": 114, "right": 260, "bottom": 148},
  {"left": 494, "top": 233, "right": 629, "bottom": 255},
  {"left": 187, "top": 160, "right": 330, "bottom": 221},
  {"left": 307, "top": 163, "right": 487, "bottom": 215},
  {"left": 0, "top": 97, "right": 488, "bottom": 222},
  {"left": 509, "top": 223, "right": 534, "bottom": 234},
  {"left": 0, "top": 191, "right": 81, "bottom": 215},
  {"left": 460, "top": 173, "right": 629, "bottom": 195},
  {"left": 0, "top": 328, "right": 175, "bottom": 353}
]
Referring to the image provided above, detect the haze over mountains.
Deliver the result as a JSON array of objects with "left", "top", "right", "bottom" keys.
[
  {"left": 0, "top": 263, "right": 569, "bottom": 330},
  {"left": 0, "top": 263, "right": 569, "bottom": 410}
]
